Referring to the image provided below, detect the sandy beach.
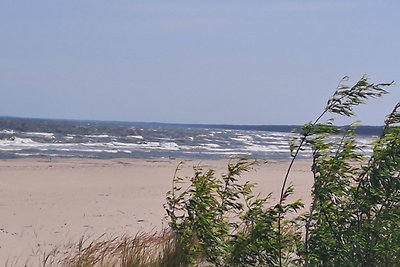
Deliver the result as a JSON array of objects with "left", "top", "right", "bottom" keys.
[{"left": 0, "top": 158, "right": 313, "bottom": 266}]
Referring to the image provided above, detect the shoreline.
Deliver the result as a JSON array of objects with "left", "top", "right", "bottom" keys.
[{"left": 0, "top": 157, "right": 313, "bottom": 265}]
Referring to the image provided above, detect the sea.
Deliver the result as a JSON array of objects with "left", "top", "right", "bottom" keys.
[{"left": 0, "top": 117, "right": 382, "bottom": 160}]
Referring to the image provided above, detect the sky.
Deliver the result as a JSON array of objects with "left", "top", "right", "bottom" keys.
[{"left": 0, "top": 0, "right": 399, "bottom": 126}]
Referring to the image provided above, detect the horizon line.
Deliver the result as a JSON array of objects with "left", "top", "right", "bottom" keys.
[{"left": 0, "top": 115, "right": 385, "bottom": 128}]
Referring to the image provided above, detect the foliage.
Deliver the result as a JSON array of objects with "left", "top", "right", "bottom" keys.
[
  {"left": 165, "top": 75, "right": 399, "bottom": 266},
  {"left": 297, "top": 77, "right": 399, "bottom": 266},
  {"left": 165, "top": 159, "right": 303, "bottom": 266}
]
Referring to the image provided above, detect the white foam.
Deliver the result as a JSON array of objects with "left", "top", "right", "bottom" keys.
[
  {"left": 111, "top": 142, "right": 136, "bottom": 147},
  {"left": 128, "top": 135, "right": 144, "bottom": 139},
  {"left": 231, "top": 137, "right": 252, "bottom": 142},
  {"left": 119, "top": 150, "right": 132, "bottom": 154},
  {"left": 199, "top": 146, "right": 234, "bottom": 152},
  {"left": 0, "top": 137, "right": 54, "bottom": 152},
  {"left": 0, "top": 129, "right": 15, "bottom": 134},
  {"left": 244, "top": 144, "right": 289, "bottom": 153},
  {"left": 200, "top": 151, "right": 249, "bottom": 156},
  {"left": 0, "top": 148, "right": 23, "bottom": 151},
  {"left": 0, "top": 137, "right": 37, "bottom": 145},
  {"left": 202, "top": 143, "right": 220, "bottom": 148},
  {"left": 25, "top": 132, "right": 55, "bottom": 138},
  {"left": 143, "top": 141, "right": 161, "bottom": 147},
  {"left": 110, "top": 141, "right": 173, "bottom": 151},
  {"left": 232, "top": 134, "right": 255, "bottom": 143},
  {"left": 14, "top": 153, "right": 34, "bottom": 156},
  {"left": 160, "top": 142, "right": 180, "bottom": 150}
]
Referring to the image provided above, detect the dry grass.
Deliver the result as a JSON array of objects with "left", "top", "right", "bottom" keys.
[{"left": 42, "top": 229, "right": 188, "bottom": 267}]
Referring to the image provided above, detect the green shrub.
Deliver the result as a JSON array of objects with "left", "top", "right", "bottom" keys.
[
  {"left": 298, "top": 77, "right": 399, "bottom": 266},
  {"left": 165, "top": 76, "right": 399, "bottom": 266},
  {"left": 165, "top": 159, "right": 303, "bottom": 266}
]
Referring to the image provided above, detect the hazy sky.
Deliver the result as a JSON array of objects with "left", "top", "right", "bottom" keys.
[{"left": 1, "top": 1, "right": 399, "bottom": 125}]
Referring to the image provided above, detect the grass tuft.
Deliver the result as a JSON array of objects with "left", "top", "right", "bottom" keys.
[{"left": 43, "top": 230, "right": 188, "bottom": 267}]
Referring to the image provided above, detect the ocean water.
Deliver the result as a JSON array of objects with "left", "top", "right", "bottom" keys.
[{"left": 0, "top": 117, "right": 381, "bottom": 160}]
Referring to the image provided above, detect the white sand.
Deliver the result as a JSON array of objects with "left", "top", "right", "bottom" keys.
[{"left": 0, "top": 158, "right": 313, "bottom": 266}]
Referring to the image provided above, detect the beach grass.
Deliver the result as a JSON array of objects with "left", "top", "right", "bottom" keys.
[{"left": 41, "top": 230, "right": 189, "bottom": 267}]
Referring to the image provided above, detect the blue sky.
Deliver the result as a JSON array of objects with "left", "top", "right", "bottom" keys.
[{"left": 0, "top": 0, "right": 399, "bottom": 125}]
